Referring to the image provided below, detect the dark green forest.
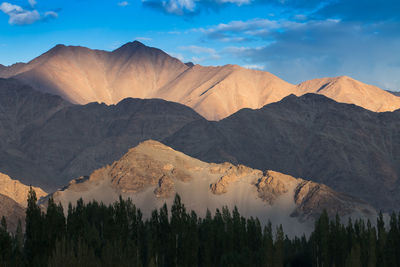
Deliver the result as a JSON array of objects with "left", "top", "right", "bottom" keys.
[{"left": 1, "top": 188, "right": 400, "bottom": 267}]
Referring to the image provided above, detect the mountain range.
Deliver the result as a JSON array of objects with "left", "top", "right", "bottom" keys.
[
  {"left": 1, "top": 41, "right": 400, "bottom": 231},
  {"left": 1, "top": 41, "right": 399, "bottom": 120},
  {"left": 1, "top": 78, "right": 400, "bottom": 212}
]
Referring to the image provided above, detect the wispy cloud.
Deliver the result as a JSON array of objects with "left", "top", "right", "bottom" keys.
[
  {"left": 118, "top": 1, "right": 129, "bottom": 7},
  {"left": 135, "top": 37, "right": 152, "bottom": 41},
  {"left": 28, "top": 0, "right": 36, "bottom": 7},
  {"left": 168, "top": 52, "right": 185, "bottom": 61},
  {"left": 180, "top": 45, "right": 216, "bottom": 54},
  {"left": 179, "top": 45, "right": 220, "bottom": 63},
  {"left": 196, "top": 18, "right": 300, "bottom": 42},
  {"left": 243, "top": 64, "right": 265, "bottom": 70},
  {"left": 142, "top": 0, "right": 253, "bottom": 16},
  {"left": 0, "top": 1, "right": 58, "bottom": 25},
  {"left": 222, "top": 18, "right": 400, "bottom": 90}
]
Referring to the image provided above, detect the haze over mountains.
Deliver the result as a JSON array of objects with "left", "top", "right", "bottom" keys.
[{"left": 1, "top": 41, "right": 399, "bottom": 120}]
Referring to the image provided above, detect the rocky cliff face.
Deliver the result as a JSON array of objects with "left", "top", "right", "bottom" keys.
[
  {"left": 47, "top": 140, "right": 376, "bottom": 233},
  {"left": 1, "top": 42, "right": 399, "bottom": 120}
]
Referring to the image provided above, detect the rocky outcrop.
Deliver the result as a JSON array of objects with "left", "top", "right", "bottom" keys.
[
  {"left": 48, "top": 140, "right": 376, "bottom": 228},
  {"left": 291, "top": 181, "right": 375, "bottom": 221},
  {"left": 154, "top": 175, "right": 175, "bottom": 198},
  {"left": 0, "top": 172, "right": 47, "bottom": 207},
  {"left": 256, "top": 171, "right": 295, "bottom": 204},
  {"left": 210, "top": 164, "right": 260, "bottom": 194}
]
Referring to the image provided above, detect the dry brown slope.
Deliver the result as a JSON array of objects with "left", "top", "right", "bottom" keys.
[
  {"left": 157, "top": 64, "right": 296, "bottom": 120},
  {"left": 297, "top": 76, "right": 400, "bottom": 112},
  {"left": 8, "top": 42, "right": 188, "bottom": 105}
]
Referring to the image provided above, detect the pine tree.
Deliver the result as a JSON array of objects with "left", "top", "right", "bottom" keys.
[
  {"left": 273, "top": 224, "right": 284, "bottom": 267},
  {"left": 345, "top": 242, "right": 362, "bottom": 267},
  {"left": 367, "top": 220, "right": 377, "bottom": 267},
  {"left": 376, "top": 211, "right": 387, "bottom": 267},
  {"left": 312, "top": 209, "right": 329, "bottom": 267},
  {"left": 0, "top": 216, "right": 12, "bottom": 265},
  {"left": 25, "top": 187, "right": 45, "bottom": 266},
  {"left": 45, "top": 197, "right": 66, "bottom": 259},
  {"left": 263, "top": 221, "right": 274, "bottom": 267}
]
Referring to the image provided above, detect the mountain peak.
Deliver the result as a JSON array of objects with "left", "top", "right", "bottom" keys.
[{"left": 112, "top": 40, "right": 148, "bottom": 53}]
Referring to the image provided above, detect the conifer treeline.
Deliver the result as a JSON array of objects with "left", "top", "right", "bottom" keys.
[{"left": 1, "top": 188, "right": 400, "bottom": 267}]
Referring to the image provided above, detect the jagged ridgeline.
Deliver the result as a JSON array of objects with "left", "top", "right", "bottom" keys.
[{"left": 1, "top": 189, "right": 399, "bottom": 267}]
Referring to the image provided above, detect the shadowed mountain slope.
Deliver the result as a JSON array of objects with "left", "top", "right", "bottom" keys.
[
  {"left": 165, "top": 94, "right": 400, "bottom": 211},
  {"left": 0, "top": 79, "right": 203, "bottom": 190},
  {"left": 1, "top": 79, "right": 400, "bottom": 211}
]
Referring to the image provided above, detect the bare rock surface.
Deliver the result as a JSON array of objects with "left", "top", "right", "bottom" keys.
[
  {"left": 47, "top": 140, "right": 376, "bottom": 235},
  {"left": 256, "top": 171, "right": 296, "bottom": 204},
  {"left": 210, "top": 164, "right": 260, "bottom": 194}
]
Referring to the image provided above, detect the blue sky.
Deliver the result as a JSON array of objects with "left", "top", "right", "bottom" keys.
[{"left": 0, "top": 0, "right": 399, "bottom": 90}]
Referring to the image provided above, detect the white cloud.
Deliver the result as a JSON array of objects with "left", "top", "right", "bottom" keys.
[
  {"left": 168, "top": 52, "right": 185, "bottom": 61},
  {"left": 44, "top": 11, "right": 58, "bottom": 18},
  {"left": 162, "top": 0, "right": 196, "bottom": 15},
  {"left": 28, "top": 0, "right": 36, "bottom": 7},
  {"left": 194, "top": 18, "right": 301, "bottom": 42},
  {"left": 180, "top": 45, "right": 216, "bottom": 54},
  {"left": 0, "top": 2, "right": 22, "bottom": 13},
  {"left": 0, "top": 1, "right": 57, "bottom": 25},
  {"left": 218, "top": 0, "right": 250, "bottom": 5},
  {"left": 118, "top": 1, "right": 129, "bottom": 7},
  {"left": 135, "top": 37, "right": 152, "bottom": 41},
  {"left": 143, "top": 0, "right": 252, "bottom": 15},
  {"left": 179, "top": 45, "right": 221, "bottom": 62},
  {"left": 243, "top": 64, "right": 265, "bottom": 70}
]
